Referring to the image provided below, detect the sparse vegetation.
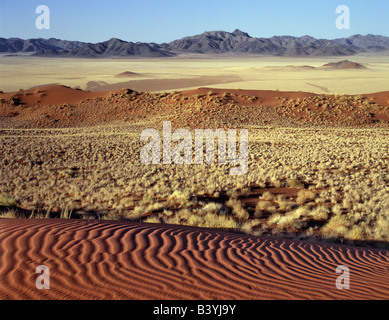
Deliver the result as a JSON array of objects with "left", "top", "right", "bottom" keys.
[
  {"left": 0, "top": 194, "right": 17, "bottom": 208},
  {"left": 0, "top": 84, "right": 388, "bottom": 249},
  {"left": 0, "top": 122, "right": 388, "bottom": 248}
]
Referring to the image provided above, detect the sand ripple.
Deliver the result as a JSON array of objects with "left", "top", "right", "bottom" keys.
[{"left": 0, "top": 218, "right": 388, "bottom": 300}]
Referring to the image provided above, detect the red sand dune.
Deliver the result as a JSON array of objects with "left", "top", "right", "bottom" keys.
[
  {"left": 1, "top": 85, "right": 388, "bottom": 109},
  {"left": 1, "top": 85, "right": 389, "bottom": 128},
  {"left": 0, "top": 85, "right": 111, "bottom": 107},
  {"left": 0, "top": 218, "right": 388, "bottom": 300},
  {"left": 182, "top": 87, "right": 319, "bottom": 105},
  {"left": 366, "top": 91, "right": 389, "bottom": 107}
]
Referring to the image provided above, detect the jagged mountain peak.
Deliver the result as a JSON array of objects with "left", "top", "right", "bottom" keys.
[
  {"left": 231, "top": 29, "right": 251, "bottom": 37},
  {"left": 1, "top": 31, "right": 388, "bottom": 57}
]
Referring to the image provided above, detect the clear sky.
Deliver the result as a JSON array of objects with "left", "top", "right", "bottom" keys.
[{"left": 0, "top": 0, "right": 388, "bottom": 42}]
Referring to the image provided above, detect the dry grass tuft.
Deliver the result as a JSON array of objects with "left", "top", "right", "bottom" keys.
[
  {"left": 296, "top": 190, "right": 316, "bottom": 205},
  {"left": 0, "top": 194, "right": 17, "bottom": 208},
  {"left": 287, "top": 178, "right": 305, "bottom": 189},
  {"left": 0, "top": 116, "right": 388, "bottom": 248}
]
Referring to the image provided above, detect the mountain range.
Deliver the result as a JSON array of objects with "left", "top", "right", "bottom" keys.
[{"left": 1, "top": 30, "right": 389, "bottom": 58}]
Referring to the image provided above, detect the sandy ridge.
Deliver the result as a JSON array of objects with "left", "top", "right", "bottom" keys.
[
  {"left": 0, "top": 218, "right": 388, "bottom": 300},
  {"left": 1, "top": 85, "right": 388, "bottom": 129}
]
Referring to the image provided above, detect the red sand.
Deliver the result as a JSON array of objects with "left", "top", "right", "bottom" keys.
[
  {"left": 1, "top": 86, "right": 389, "bottom": 300},
  {"left": 0, "top": 85, "right": 111, "bottom": 107},
  {"left": 1, "top": 85, "right": 389, "bottom": 128},
  {"left": 0, "top": 218, "right": 388, "bottom": 300},
  {"left": 3, "top": 85, "right": 388, "bottom": 109}
]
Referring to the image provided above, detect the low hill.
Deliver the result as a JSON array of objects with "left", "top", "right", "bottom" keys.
[{"left": 322, "top": 60, "right": 366, "bottom": 69}]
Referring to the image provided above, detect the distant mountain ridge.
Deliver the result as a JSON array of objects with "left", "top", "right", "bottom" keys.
[
  {"left": 0, "top": 38, "right": 84, "bottom": 54},
  {"left": 1, "top": 30, "right": 389, "bottom": 57}
]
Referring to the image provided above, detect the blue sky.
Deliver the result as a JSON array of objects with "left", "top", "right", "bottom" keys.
[{"left": 0, "top": 0, "right": 388, "bottom": 42}]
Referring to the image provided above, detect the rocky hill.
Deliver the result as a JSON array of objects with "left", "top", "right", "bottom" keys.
[{"left": 1, "top": 30, "right": 389, "bottom": 57}]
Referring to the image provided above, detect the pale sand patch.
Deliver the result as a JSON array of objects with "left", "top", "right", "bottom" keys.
[
  {"left": 85, "top": 75, "right": 243, "bottom": 92},
  {"left": 1, "top": 55, "right": 388, "bottom": 94}
]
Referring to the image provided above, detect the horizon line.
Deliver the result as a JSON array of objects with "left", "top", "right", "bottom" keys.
[{"left": 2, "top": 30, "right": 389, "bottom": 44}]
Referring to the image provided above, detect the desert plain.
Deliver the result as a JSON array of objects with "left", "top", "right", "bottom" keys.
[
  {"left": 0, "top": 54, "right": 389, "bottom": 300},
  {"left": 1, "top": 54, "right": 389, "bottom": 94}
]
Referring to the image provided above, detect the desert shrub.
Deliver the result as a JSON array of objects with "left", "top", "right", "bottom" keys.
[
  {"left": 226, "top": 197, "right": 249, "bottom": 220},
  {"left": 60, "top": 206, "right": 73, "bottom": 219},
  {"left": 167, "top": 190, "right": 190, "bottom": 205},
  {"left": 255, "top": 200, "right": 276, "bottom": 216},
  {"left": 101, "top": 213, "right": 122, "bottom": 221},
  {"left": 309, "top": 205, "right": 329, "bottom": 221},
  {"left": 202, "top": 202, "right": 222, "bottom": 214},
  {"left": 296, "top": 190, "right": 316, "bottom": 205},
  {"left": 261, "top": 191, "right": 274, "bottom": 201},
  {"left": 321, "top": 214, "right": 351, "bottom": 238},
  {"left": 345, "top": 225, "right": 365, "bottom": 241},
  {"left": 287, "top": 178, "right": 305, "bottom": 189},
  {"left": 143, "top": 216, "right": 161, "bottom": 223},
  {"left": 277, "top": 196, "right": 293, "bottom": 211},
  {"left": 0, "top": 194, "right": 17, "bottom": 208},
  {"left": 0, "top": 209, "right": 18, "bottom": 218}
]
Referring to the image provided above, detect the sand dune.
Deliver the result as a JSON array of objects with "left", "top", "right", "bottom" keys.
[
  {"left": 2, "top": 84, "right": 387, "bottom": 109},
  {"left": 1, "top": 85, "right": 389, "bottom": 128},
  {"left": 0, "top": 218, "right": 388, "bottom": 300},
  {"left": 0, "top": 85, "right": 111, "bottom": 107}
]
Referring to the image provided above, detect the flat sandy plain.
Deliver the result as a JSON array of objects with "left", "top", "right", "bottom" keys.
[
  {"left": 0, "top": 54, "right": 389, "bottom": 300},
  {"left": 1, "top": 54, "right": 389, "bottom": 94}
]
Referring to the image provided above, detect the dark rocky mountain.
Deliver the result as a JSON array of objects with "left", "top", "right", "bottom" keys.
[
  {"left": 0, "top": 37, "right": 84, "bottom": 54},
  {"left": 1, "top": 30, "right": 388, "bottom": 57},
  {"left": 333, "top": 34, "right": 389, "bottom": 50},
  {"left": 165, "top": 30, "right": 382, "bottom": 56},
  {"left": 64, "top": 38, "right": 175, "bottom": 57}
]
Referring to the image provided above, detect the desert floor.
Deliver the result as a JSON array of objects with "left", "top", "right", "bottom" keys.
[
  {"left": 0, "top": 56, "right": 389, "bottom": 300},
  {"left": 1, "top": 54, "right": 389, "bottom": 94}
]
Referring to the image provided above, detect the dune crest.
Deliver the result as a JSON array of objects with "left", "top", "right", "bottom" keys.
[{"left": 1, "top": 85, "right": 389, "bottom": 128}]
